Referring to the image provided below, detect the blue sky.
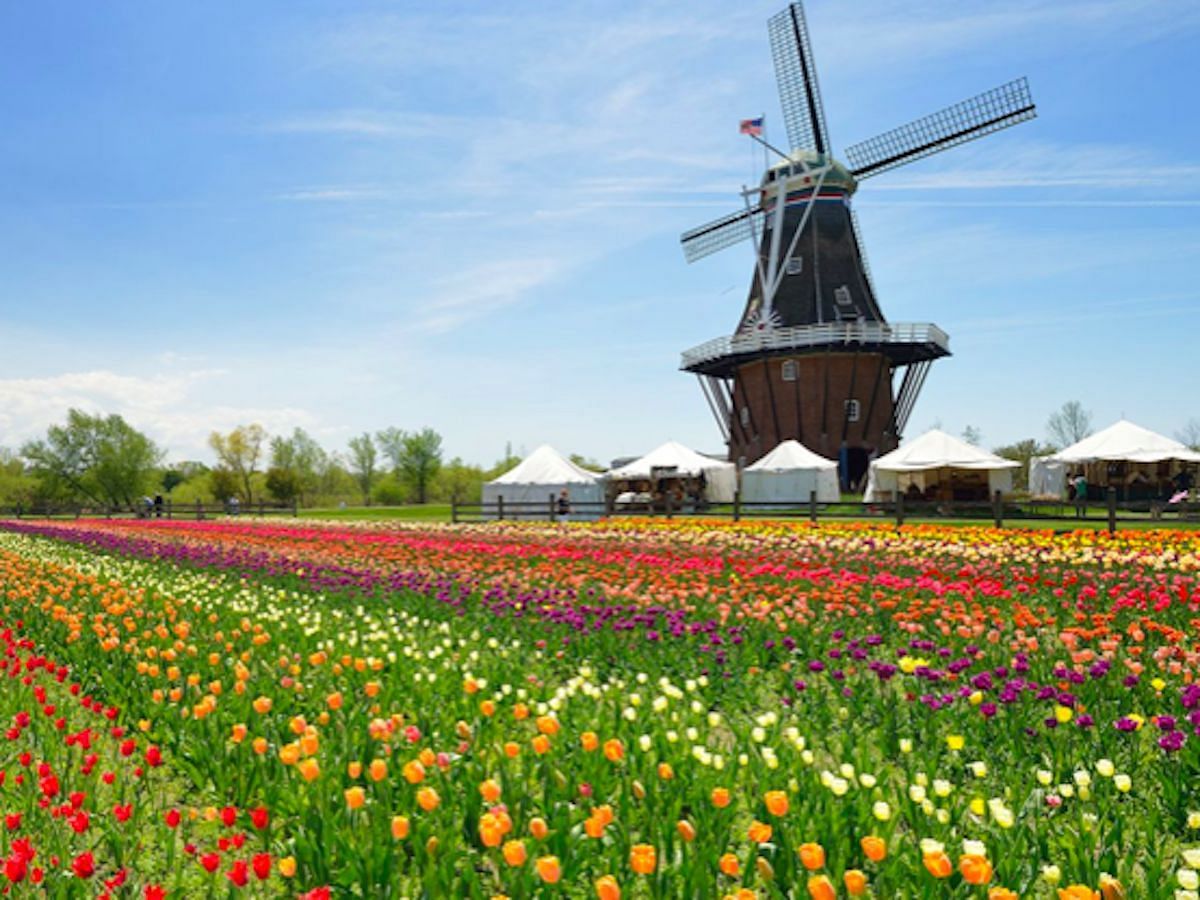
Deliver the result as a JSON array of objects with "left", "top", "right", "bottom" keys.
[{"left": 1, "top": 0, "right": 1197, "bottom": 465}]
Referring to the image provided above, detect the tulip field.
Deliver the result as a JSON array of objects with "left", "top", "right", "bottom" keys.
[{"left": 0, "top": 518, "right": 1197, "bottom": 898}]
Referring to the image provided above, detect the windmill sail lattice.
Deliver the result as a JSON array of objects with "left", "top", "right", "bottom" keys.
[{"left": 678, "top": 3, "right": 1036, "bottom": 487}]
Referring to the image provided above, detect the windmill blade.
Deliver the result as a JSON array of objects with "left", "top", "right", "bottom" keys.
[
  {"left": 845, "top": 78, "right": 1036, "bottom": 179},
  {"left": 680, "top": 208, "right": 764, "bottom": 263},
  {"left": 768, "top": 3, "right": 830, "bottom": 155}
]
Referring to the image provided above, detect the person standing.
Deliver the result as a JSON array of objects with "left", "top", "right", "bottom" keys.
[
  {"left": 556, "top": 488, "right": 571, "bottom": 524},
  {"left": 1074, "top": 473, "right": 1088, "bottom": 519}
]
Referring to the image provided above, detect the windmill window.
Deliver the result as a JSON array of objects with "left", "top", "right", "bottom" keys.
[
  {"left": 786, "top": 256, "right": 803, "bottom": 275},
  {"left": 781, "top": 360, "right": 797, "bottom": 382},
  {"left": 834, "top": 285, "right": 853, "bottom": 307},
  {"left": 845, "top": 399, "right": 861, "bottom": 422}
]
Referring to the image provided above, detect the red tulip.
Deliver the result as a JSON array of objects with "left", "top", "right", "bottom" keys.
[{"left": 71, "top": 852, "right": 95, "bottom": 879}]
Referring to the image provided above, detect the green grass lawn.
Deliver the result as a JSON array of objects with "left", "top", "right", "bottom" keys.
[{"left": 298, "top": 504, "right": 454, "bottom": 521}]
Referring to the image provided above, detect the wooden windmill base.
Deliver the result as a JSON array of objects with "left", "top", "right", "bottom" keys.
[{"left": 727, "top": 352, "right": 898, "bottom": 489}]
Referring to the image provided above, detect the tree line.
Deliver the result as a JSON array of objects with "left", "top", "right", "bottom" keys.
[
  {"left": 0, "top": 411, "right": 547, "bottom": 511},
  {"left": 2, "top": 404, "right": 1196, "bottom": 510}
]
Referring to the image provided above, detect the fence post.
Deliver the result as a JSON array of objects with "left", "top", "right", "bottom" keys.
[
  {"left": 195, "top": 499, "right": 202, "bottom": 521},
  {"left": 993, "top": 490, "right": 1003, "bottom": 528},
  {"left": 733, "top": 490, "right": 741, "bottom": 523},
  {"left": 549, "top": 493, "right": 556, "bottom": 522},
  {"left": 809, "top": 490, "right": 817, "bottom": 523},
  {"left": 1107, "top": 486, "right": 1117, "bottom": 535},
  {"left": 605, "top": 493, "right": 614, "bottom": 518},
  {"left": 292, "top": 497, "right": 298, "bottom": 518},
  {"left": 665, "top": 491, "right": 674, "bottom": 520},
  {"left": 498, "top": 495, "right": 504, "bottom": 521},
  {"left": 896, "top": 492, "right": 905, "bottom": 526},
  {"left": 451, "top": 498, "right": 458, "bottom": 524}
]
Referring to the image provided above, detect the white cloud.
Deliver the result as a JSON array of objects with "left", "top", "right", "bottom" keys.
[{"left": 0, "top": 369, "right": 316, "bottom": 462}]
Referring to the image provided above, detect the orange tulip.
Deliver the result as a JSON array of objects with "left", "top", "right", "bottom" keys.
[
  {"left": 536, "top": 855, "right": 561, "bottom": 884},
  {"left": 581, "top": 731, "right": 599, "bottom": 752},
  {"left": 479, "top": 779, "right": 502, "bottom": 803},
  {"left": 764, "top": 790, "right": 789, "bottom": 816},
  {"left": 297, "top": 758, "right": 320, "bottom": 782},
  {"left": 402, "top": 760, "right": 425, "bottom": 784},
  {"left": 677, "top": 819, "right": 696, "bottom": 842},
  {"left": 368, "top": 759, "right": 387, "bottom": 782},
  {"left": 502, "top": 840, "right": 527, "bottom": 867},
  {"left": 391, "top": 815, "right": 409, "bottom": 840},
  {"left": 513, "top": 702, "right": 529, "bottom": 720},
  {"left": 531, "top": 735, "right": 551, "bottom": 755},
  {"left": 1099, "top": 875, "right": 1125, "bottom": 900},
  {"left": 416, "top": 787, "right": 439, "bottom": 812},
  {"left": 1058, "top": 889, "right": 1100, "bottom": 900},
  {"left": 344, "top": 786, "right": 365, "bottom": 810},
  {"left": 535, "top": 715, "right": 559, "bottom": 736},
  {"left": 630, "top": 844, "right": 656, "bottom": 875},
  {"left": 844, "top": 869, "right": 868, "bottom": 895},
  {"left": 711, "top": 787, "right": 731, "bottom": 808},
  {"left": 604, "top": 739, "right": 624, "bottom": 762},
  {"left": 861, "top": 835, "right": 887, "bottom": 862},
  {"left": 529, "top": 817, "right": 549, "bottom": 839},
  {"left": 657, "top": 762, "right": 674, "bottom": 780},
  {"left": 595, "top": 875, "right": 621, "bottom": 900},
  {"left": 479, "top": 699, "right": 496, "bottom": 717},
  {"left": 808, "top": 875, "right": 836, "bottom": 900},
  {"left": 960, "top": 854, "right": 993, "bottom": 885},
  {"left": 480, "top": 812, "right": 509, "bottom": 848},
  {"left": 719, "top": 853, "right": 740, "bottom": 877},
  {"left": 504, "top": 741, "right": 520, "bottom": 758},
  {"left": 748, "top": 820, "right": 773, "bottom": 844},
  {"left": 798, "top": 843, "right": 826, "bottom": 871},
  {"left": 989, "top": 889, "right": 1019, "bottom": 900},
  {"left": 923, "top": 851, "right": 953, "bottom": 878}
]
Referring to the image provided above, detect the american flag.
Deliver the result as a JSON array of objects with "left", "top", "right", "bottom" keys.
[{"left": 739, "top": 117, "right": 764, "bottom": 136}]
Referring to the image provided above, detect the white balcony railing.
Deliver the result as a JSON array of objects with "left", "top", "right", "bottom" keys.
[{"left": 680, "top": 321, "right": 950, "bottom": 370}]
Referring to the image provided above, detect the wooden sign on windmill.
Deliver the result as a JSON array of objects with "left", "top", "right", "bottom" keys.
[{"left": 680, "top": 2, "right": 1036, "bottom": 489}]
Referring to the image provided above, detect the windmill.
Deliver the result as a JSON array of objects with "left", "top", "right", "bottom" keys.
[{"left": 680, "top": 2, "right": 1036, "bottom": 488}]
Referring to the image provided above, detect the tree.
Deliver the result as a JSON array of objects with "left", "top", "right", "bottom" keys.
[
  {"left": 269, "top": 428, "right": 328, "bottom": 505},
  {"left": 0, "top": 448, "right": 36, "bottom": 508},
  {"left": 265, "top": 467, "right": 302, "bottom": 505},
  {"left": 209, "top": 467, "right": 240, "bottom": 502},
  {"left": 160, "top": 469, "right": 185, "bottom": 496},
  {"left": 569, "top": 453, "right": 605, "bottom": 473},
  {"left": 209, "top": 424, "right": 267, "bottom": 503},
  {"left": 399, "top": 428, "right": 443, "bottom": 504},
  {"left": 961, "top": 426, "right": 982, "bottom": 446},
  {"left": 22, "top": 409, "right": 163, "bottom": 508},
  {"left": 435, "top": 457, "right": 484, "bottom": 504},
  {"left": 1047, "top": 401, "right": 1093, "bottom": 447},
  {"left": 347, "top": 433, "right": 378, "bottom": 505},
  {"left": 375, "top": 427, "right": 406, "bottom": 477},
  {"left": 994, "top": 438, "right": 1057, "bottom": 492},
  {"left": 1177, "top": 418, "right": 1200, "bottom": 451}
]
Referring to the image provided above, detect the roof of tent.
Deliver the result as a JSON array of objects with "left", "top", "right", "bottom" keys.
[
  {"left": 607, "top": 441, "right": 734, "bottom": 479},
  {"left": 746, "top": 439, "right": 837, "bottom": 472},
  {"left": 486, "top": 445, "right": 601, "bottom": 485},
  {"left": 1049, "top": 419, "right": 1200, "bottom": 464},
  {"left": 872, "top": 429, "right": 1019, "bottom": 472}
]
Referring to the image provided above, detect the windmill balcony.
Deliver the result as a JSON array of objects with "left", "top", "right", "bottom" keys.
[{"left": 680, "top": 321, "right": 950, "bottom": 376}]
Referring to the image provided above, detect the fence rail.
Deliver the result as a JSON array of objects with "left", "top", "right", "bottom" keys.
[
  {"left": 0, "top": 500, "right": 298, "bottom": 520},
  {"left": 455, "top": 488, "right": 1197, "bottom": 533}
]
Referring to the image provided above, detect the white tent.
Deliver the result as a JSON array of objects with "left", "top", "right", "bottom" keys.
[
  {"left": 482, "top": 445, "right": 604, "bottom": 518},
  {"left": 742, "top": 440, "right": 840, "bottom": 504},
  {"left": 864, "top": 429, "right": 1018, "bottom": 501},
  {"left": 1049, "top": 420, "right": 1200, "bottom": 464},
  {"left": 1029, "top": 456, "right": 1069, "bottom": 498},
  {"left": 607, "top": 441, "right": 737, "bottom": 502}
]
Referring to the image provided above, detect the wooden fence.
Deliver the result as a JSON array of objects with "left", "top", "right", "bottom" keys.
[{"left": 454, "top": 488, "right": 1197, "bottom": 533}]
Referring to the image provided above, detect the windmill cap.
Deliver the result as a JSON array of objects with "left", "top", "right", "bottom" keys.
[{"left": 765, "top": 151, "right": 857, "bottom": 194}]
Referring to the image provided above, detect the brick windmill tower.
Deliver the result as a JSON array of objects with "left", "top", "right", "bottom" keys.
[{"left": 680, "top": 2, "right": 1036, "bottom": 488}]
